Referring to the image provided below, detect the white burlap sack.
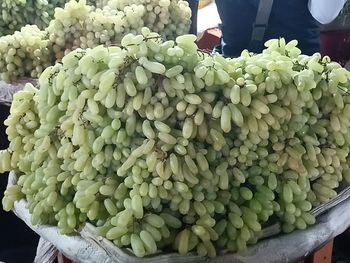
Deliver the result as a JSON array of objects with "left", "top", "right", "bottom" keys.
[{"left": 7, "top": 172, "right": 350, "bottom": 263}]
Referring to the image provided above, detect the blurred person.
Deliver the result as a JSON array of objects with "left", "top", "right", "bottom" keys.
[{"left": 187, "top": 0, "right": 346, "bottom": 56}]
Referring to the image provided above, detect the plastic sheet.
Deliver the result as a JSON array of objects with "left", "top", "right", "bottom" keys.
[
  {"left": 0, "top": 78, "right": 37, "bottom": 106},
  {"left": 6, "top": 172, "right": 350, "bottom": 263},
  {"left": 321, "top": 14, "right": 350, "bottom": 31}
]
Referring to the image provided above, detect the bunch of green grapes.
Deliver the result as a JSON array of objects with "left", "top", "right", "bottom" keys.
[
  {"left": 0, "top": 0, "right": 109, "bottom": 36},
  {"left": 106, "top": 0, "right": 192, "bottom": 39},
  {"left": 0, "top": 0, "right": 191, "bottom": 82},
  {"left": 46, "top": 0, "right": 92, "bottom": 61},
  {"left": 48, "top": 0, "right": 191, "bottom": 60},
  {"left": 1, "top": 83, "right": 39, "bottom": 212},
  {"left": 0, "top": 25, "right": 53, "bottom": 83},
  {"left": 0, "top": 0, "right": 27, "bottom": 36},
  {"left": 104, "top": 0, "right": 192, "bottom": 40},
  {"left": 86, "top": 0, "right": 109, "bottom": 7},
  {"left": 2, "top": 29, "right": 350, "bottom": 259},
  {"left": 81, "top": 3, "right": 146, "bottom": 49},
  {"left": 0, "top": 0, "right": 68, "bottom": 36},
  {"left": 165, "top": 0, "right": 192, "bottom": 39}
]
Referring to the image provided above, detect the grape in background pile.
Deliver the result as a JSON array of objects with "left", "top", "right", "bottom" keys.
[
  {"left": 87, "top": 0, "right": 110, "bottom": 8},
  {"left": 106, "top": 0, "right": 192, "bottom": 41},
  {"left": 0, "top": 0, "right": 67, "bottom": 36},
  {"left": 46, "top": 0, "right": 92, "bottom": 61},
  {"left": 0, "top": 0, "right": 191, "bottom": 82},
  {"left": 2, "top": 28, "right": 350, "bottom": 258},
  {"left": 0, "top": 25, "right": 53, "bottom": 83},
  {"left": 106, "top": 0, "right": 192, "bottom": 39},
  {"left": 0, "top": 0, "right": 29, "bottom": 36},
  {"left": 0, "top": 0, "right": 107, "bottom": 36},
  {"left": 26, "top": 0, "right": 67, "bottom": 31},
  {"left": 81, "top": 3, "right": 146, "bottom": 49},
  {"left": 47, "top": 0, "right": 191, "bottom": 61}
]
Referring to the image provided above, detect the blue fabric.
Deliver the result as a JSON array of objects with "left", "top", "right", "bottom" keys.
[
  {"left": 187, "top": 0, "right": 199, "bottom": 34},
  {"left": 215, "top": 0, "right": 320, "bottom": 57}
]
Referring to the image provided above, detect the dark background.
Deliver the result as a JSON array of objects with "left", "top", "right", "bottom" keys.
[{"left": 0, "top": 104, "right": 39, "bottom": 263}]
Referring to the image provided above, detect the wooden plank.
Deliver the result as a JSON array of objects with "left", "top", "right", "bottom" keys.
[
  {"left": 57, "top": 252, "right": 75, "bottom": 263},
  {"left": 310, "top": 239, "right": 334, "bottom": 263},
  {"left": 197, "top": 27, "right": 221, "bottom": 51}
]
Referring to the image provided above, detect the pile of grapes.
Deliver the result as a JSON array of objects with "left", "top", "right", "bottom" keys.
[
  {"left": 0, "top": 0, "right": 191, "bottom": 82},
  {"left": 0, "top": 0, "right": 68, "bottom": 36},
  {"left": 2, "top": 29, "right": 350, "bottom": 258},
  {"left": 0, "top": 25, "right": 53, "bottom": 83},
  {"left": 46, "top": 0, "right": 191, "bottom": 60},
  {"left": 0, "top": 0, "right": 109, "bottom": 36}
]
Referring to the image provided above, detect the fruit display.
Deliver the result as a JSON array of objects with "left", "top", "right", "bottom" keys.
[
  {"left": 2, "top": 28, "right": 350, "bottom": 258},
  {"left": 0, "top": 0, "right": 192, "bottom": 82}
]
